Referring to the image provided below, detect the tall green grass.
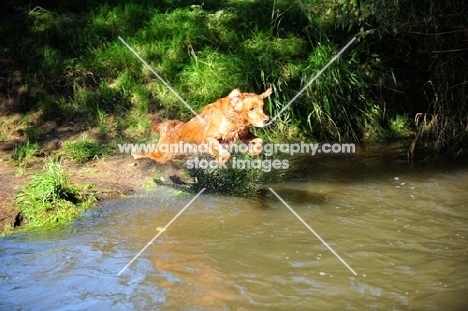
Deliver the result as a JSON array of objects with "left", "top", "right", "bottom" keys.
[{"left": 2, "top": 0, "right": 466, "bottom": 159}]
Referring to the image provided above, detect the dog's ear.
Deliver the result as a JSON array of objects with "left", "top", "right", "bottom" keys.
[
  {"left": 229, "top": 88, "right": 243, "bottom": 112},
  {"left": 261, "top": 85, "right": 273, "bottom": 99}
]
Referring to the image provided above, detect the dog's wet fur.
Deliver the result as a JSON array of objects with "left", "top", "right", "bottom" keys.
[{"left": 133, "top": 87, "right": 273, "bottom": 163}]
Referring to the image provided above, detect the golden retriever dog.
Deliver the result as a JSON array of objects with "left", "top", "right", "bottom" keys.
[{"left": 132, "top": 86, "right": 272, "bottom": 164}]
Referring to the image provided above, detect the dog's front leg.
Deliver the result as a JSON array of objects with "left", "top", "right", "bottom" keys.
[
  {"left": 206, "top": 137, "right": 231, "bottom": 164},
  {"left": 241, "top": 134, "right": 264, "bottom": 156}
]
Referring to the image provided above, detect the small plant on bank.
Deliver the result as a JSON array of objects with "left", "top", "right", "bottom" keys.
[
  {"left": 0, "top": 121, "right": 8, "bottom": 142},
  {"left": 11, "top": 141, "right": 40, "bottom": 177},
  {"left": 13, "top": 158, "right": 97, "bottom": 228},
  {"left": 62, "top": 135, "right": 105, "bottom": 163},
  {"left": 24, "top": 124, "right": 41, "bottom": 142},
  {"left": 11, "top": 141, "right": 39, "bottom": 163}
]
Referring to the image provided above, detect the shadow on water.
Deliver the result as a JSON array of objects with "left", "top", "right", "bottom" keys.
[
  {"left": 247, "top": 142, "right": 468, "bottom": 211},
  {"left": 250, "top": 187, "right": 327, "bottom": 209},
  {"left": 280, "top": 142, "right": 468, "bottom": 184}
]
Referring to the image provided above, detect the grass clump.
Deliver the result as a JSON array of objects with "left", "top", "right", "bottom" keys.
[
  {"left": 24, "top": 124, "right": 41, "bottom": 142},
  {"left": 11, "top": 141, "right": 40, "bottom": 177},
  {"left": 62, "top": 135, "right": 105, "bottom": 162},
  {"left": 0, "top": 121, "right": 7, "bottom": 141},
  {"left": 11, "top": 141, "right": 39, "bottom": 163},
  {"left": 13, "top": 159, "right": 96, "bottom": 228}
]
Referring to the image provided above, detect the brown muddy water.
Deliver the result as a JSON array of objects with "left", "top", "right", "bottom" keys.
[{"left": 1, "top": 147, "right": 468, "bottom": 310}]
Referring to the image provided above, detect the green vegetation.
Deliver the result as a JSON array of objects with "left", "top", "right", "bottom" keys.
[
  {"left": 11, "top": 141, "right": 39, "bottom": 163},
  {"left": 2, "top": 0, "right": 465, "bottom": 153},
  {"left": 0, "top": 121, "right": 7, "bottom": 142},
  {"left": 1, "top": 0, "right": 466, "bottom": 200},
  {"left": 13, "top": 159, "right": 96, "bottom": 228},
  {"left": 11, "top": 141, "right": 40, "bottom": 177},
  {"left": 62, "top": 135, "right": 105, "bottom": 162}
]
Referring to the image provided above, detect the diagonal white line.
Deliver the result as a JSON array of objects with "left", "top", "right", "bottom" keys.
[
  {"left": 118, "top": 36, "right": 205, "bottom": 124},
  {"left": 265, "top": 37, "right": 357, "bottom": 126},
  {"left": 117, "top": 188, "right": 206, "bottom": 276},
  {"left": 268, "top": 188, "right": 357, "bottom": 276}
]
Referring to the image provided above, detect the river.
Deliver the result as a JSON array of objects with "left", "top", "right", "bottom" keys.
[{"left": 1, "top": 146, "right": 468, "bottom": 310}]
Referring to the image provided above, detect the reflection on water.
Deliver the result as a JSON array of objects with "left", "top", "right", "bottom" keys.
[{"left": 1, "top": 149, "right": 468, "bottom": 310}]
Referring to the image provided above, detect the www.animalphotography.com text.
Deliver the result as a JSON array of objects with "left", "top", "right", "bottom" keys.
[{"left": 118, "top": 142, "right": 356, "bottom": 172}]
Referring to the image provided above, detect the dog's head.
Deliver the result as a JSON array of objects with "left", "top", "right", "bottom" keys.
[{"left": 229, "top": 86, "right": 272, "bottom": 127}]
